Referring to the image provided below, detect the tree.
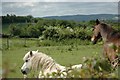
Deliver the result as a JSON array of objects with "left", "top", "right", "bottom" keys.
[
  {"left": 27, "top": 15, "right": 33, "bottom": 22},
  {"left": 9, "top": 24, "right": 21, "bottom": 36},
  {"left": 27, "top": 25, "right": 39, "bottom": 38},
  {"left": 42, "top": 26, "right": 58, "bottom": 39}
]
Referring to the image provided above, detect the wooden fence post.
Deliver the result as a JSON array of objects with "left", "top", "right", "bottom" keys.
[
  {"left": 6, "top": 38, "right": 9, "bottom": 49},
  {"left": 36, "top": 39, "right": 40, "bottom": 47},
  {"left": 23, "top": 38, "right": 27, "bottom": 47}
]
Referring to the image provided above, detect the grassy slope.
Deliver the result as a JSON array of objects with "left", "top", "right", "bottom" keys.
[{"left": 2, "top": 38, "right": 102, "bottom": 78}]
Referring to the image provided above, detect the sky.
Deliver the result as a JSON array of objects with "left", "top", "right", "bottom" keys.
[
  {"left": 1, "top": 0, "right": 119, "bottom": 2},
  {"left": 1, "top": 0, "right": 119, "bottom": 17}
]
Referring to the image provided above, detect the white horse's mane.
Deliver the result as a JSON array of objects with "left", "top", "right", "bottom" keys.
[
  {"left": 22, "top": 50, "right": 82, "bottom": 78},
  {"left": 29, "top": 51, "right": 65, "bottom": 72}
]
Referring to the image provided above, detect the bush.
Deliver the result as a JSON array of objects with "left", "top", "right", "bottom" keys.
[
  {"left": 80, "top": 57, "right": 118, "bottom": 78},
  {"left": 9, "top": 24, "right": 21, "bottom": 36}
]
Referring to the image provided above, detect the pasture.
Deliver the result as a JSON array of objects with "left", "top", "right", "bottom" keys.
[
  {"left": 2, "top": 20, "right": 119, "bottom": 78},
  {"left": 2, "top": 38, "right": 102, "bottom": 78}
]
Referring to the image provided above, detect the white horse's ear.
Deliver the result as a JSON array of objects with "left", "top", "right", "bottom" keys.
[
  {"left": 36, "top": 50, "right": 38, "bottom": 53},
  {"left": 30, "top": 51, "right": 33, "bottom": 57}
]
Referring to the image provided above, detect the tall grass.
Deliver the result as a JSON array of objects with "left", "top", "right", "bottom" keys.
[
  {"left": 2, "top": 38, "right": 103, "bottom": 78},
  {"left": 2, "top": 38, "right": 93, "bottom": 50}
]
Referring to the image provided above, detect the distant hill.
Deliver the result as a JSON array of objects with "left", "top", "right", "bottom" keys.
[{"left": 43, "top": 14, "right": 118, "bottom": 21}]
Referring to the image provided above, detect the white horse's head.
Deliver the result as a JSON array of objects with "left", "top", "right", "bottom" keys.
[{"left": 21, "top": 50, "right": 38, "bottom": 76}]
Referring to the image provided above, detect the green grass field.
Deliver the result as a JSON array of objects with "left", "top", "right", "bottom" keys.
[{"left": 2, "top": 38, "right": 102, "bottom": 78}]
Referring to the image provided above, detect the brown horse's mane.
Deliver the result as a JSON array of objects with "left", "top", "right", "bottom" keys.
[
  {"left": 100, "top": 23, "right": 120, "bottom": 40},
  {"left": 100, "top": 23, "right": 113, "bottom": 32}
]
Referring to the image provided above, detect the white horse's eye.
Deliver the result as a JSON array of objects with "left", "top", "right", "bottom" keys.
[{"left": 25, "top": 60, "right": 28, "bottom": 62}]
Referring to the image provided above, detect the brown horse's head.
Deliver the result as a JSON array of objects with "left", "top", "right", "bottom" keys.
[{"left": 91, "top": 19, "right": 101, "bottom": 44}]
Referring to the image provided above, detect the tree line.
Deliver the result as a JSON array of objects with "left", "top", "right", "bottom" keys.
[
  {"left": 2, "top": 14, "right": 36, "bottom": 23},
  {"left": 8, "top": 19, "right": 93, "bottom": 40},
  {"left": 2, "top": 14, "right": 119, "bottom": 41}
]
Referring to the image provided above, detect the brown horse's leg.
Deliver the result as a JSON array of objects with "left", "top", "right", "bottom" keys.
[
  {"left": 108, "top": 45, "right": 118, "bottom": 67},
  {"left": 115, "top": 46, "right": 120, "bottom": 66},
  {"left": 117, "top": 42, "right": 120, "bottom": 66},
  {"left": 103, "top": 42, "right": 118, "bottom": 67},
  {"left": 103, "top": 43, "right": 112, "bottom": 62},
  {"left": 103, "top": 44, "right": 108, "bottom": 59}
]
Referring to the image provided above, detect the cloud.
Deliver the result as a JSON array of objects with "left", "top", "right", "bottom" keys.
[
  {"left": 2, "top": 0, "right": 39, "bottom": 2},
  {"left": 1, "top": 0, "right": 119, "bottom": 2},
  {"left": 2, "top": 2, "right": 118, "bottom": 17}
]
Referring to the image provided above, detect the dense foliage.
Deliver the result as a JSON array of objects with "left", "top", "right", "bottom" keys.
[
  {"left": 2, "top": 14, "right": 94, "bottom": 40},
  {"left": 2, "top": 14, "right": 120, "bottom": 41},
  {"left": 2, "top": 14, "right": 119, "bottom": 40}
]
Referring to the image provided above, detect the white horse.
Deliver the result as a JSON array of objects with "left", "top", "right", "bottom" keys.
[{"left": 21, "top": 50, "right": 82, "bottom": 78}]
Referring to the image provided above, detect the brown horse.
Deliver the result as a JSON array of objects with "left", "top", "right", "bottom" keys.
[{"left": 91, "top": 19, "right": 120, "bottom": 67}]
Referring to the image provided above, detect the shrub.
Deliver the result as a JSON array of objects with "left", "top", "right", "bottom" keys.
[{"left": 80, "top": 57, "right": 118, "bottom": 78}]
